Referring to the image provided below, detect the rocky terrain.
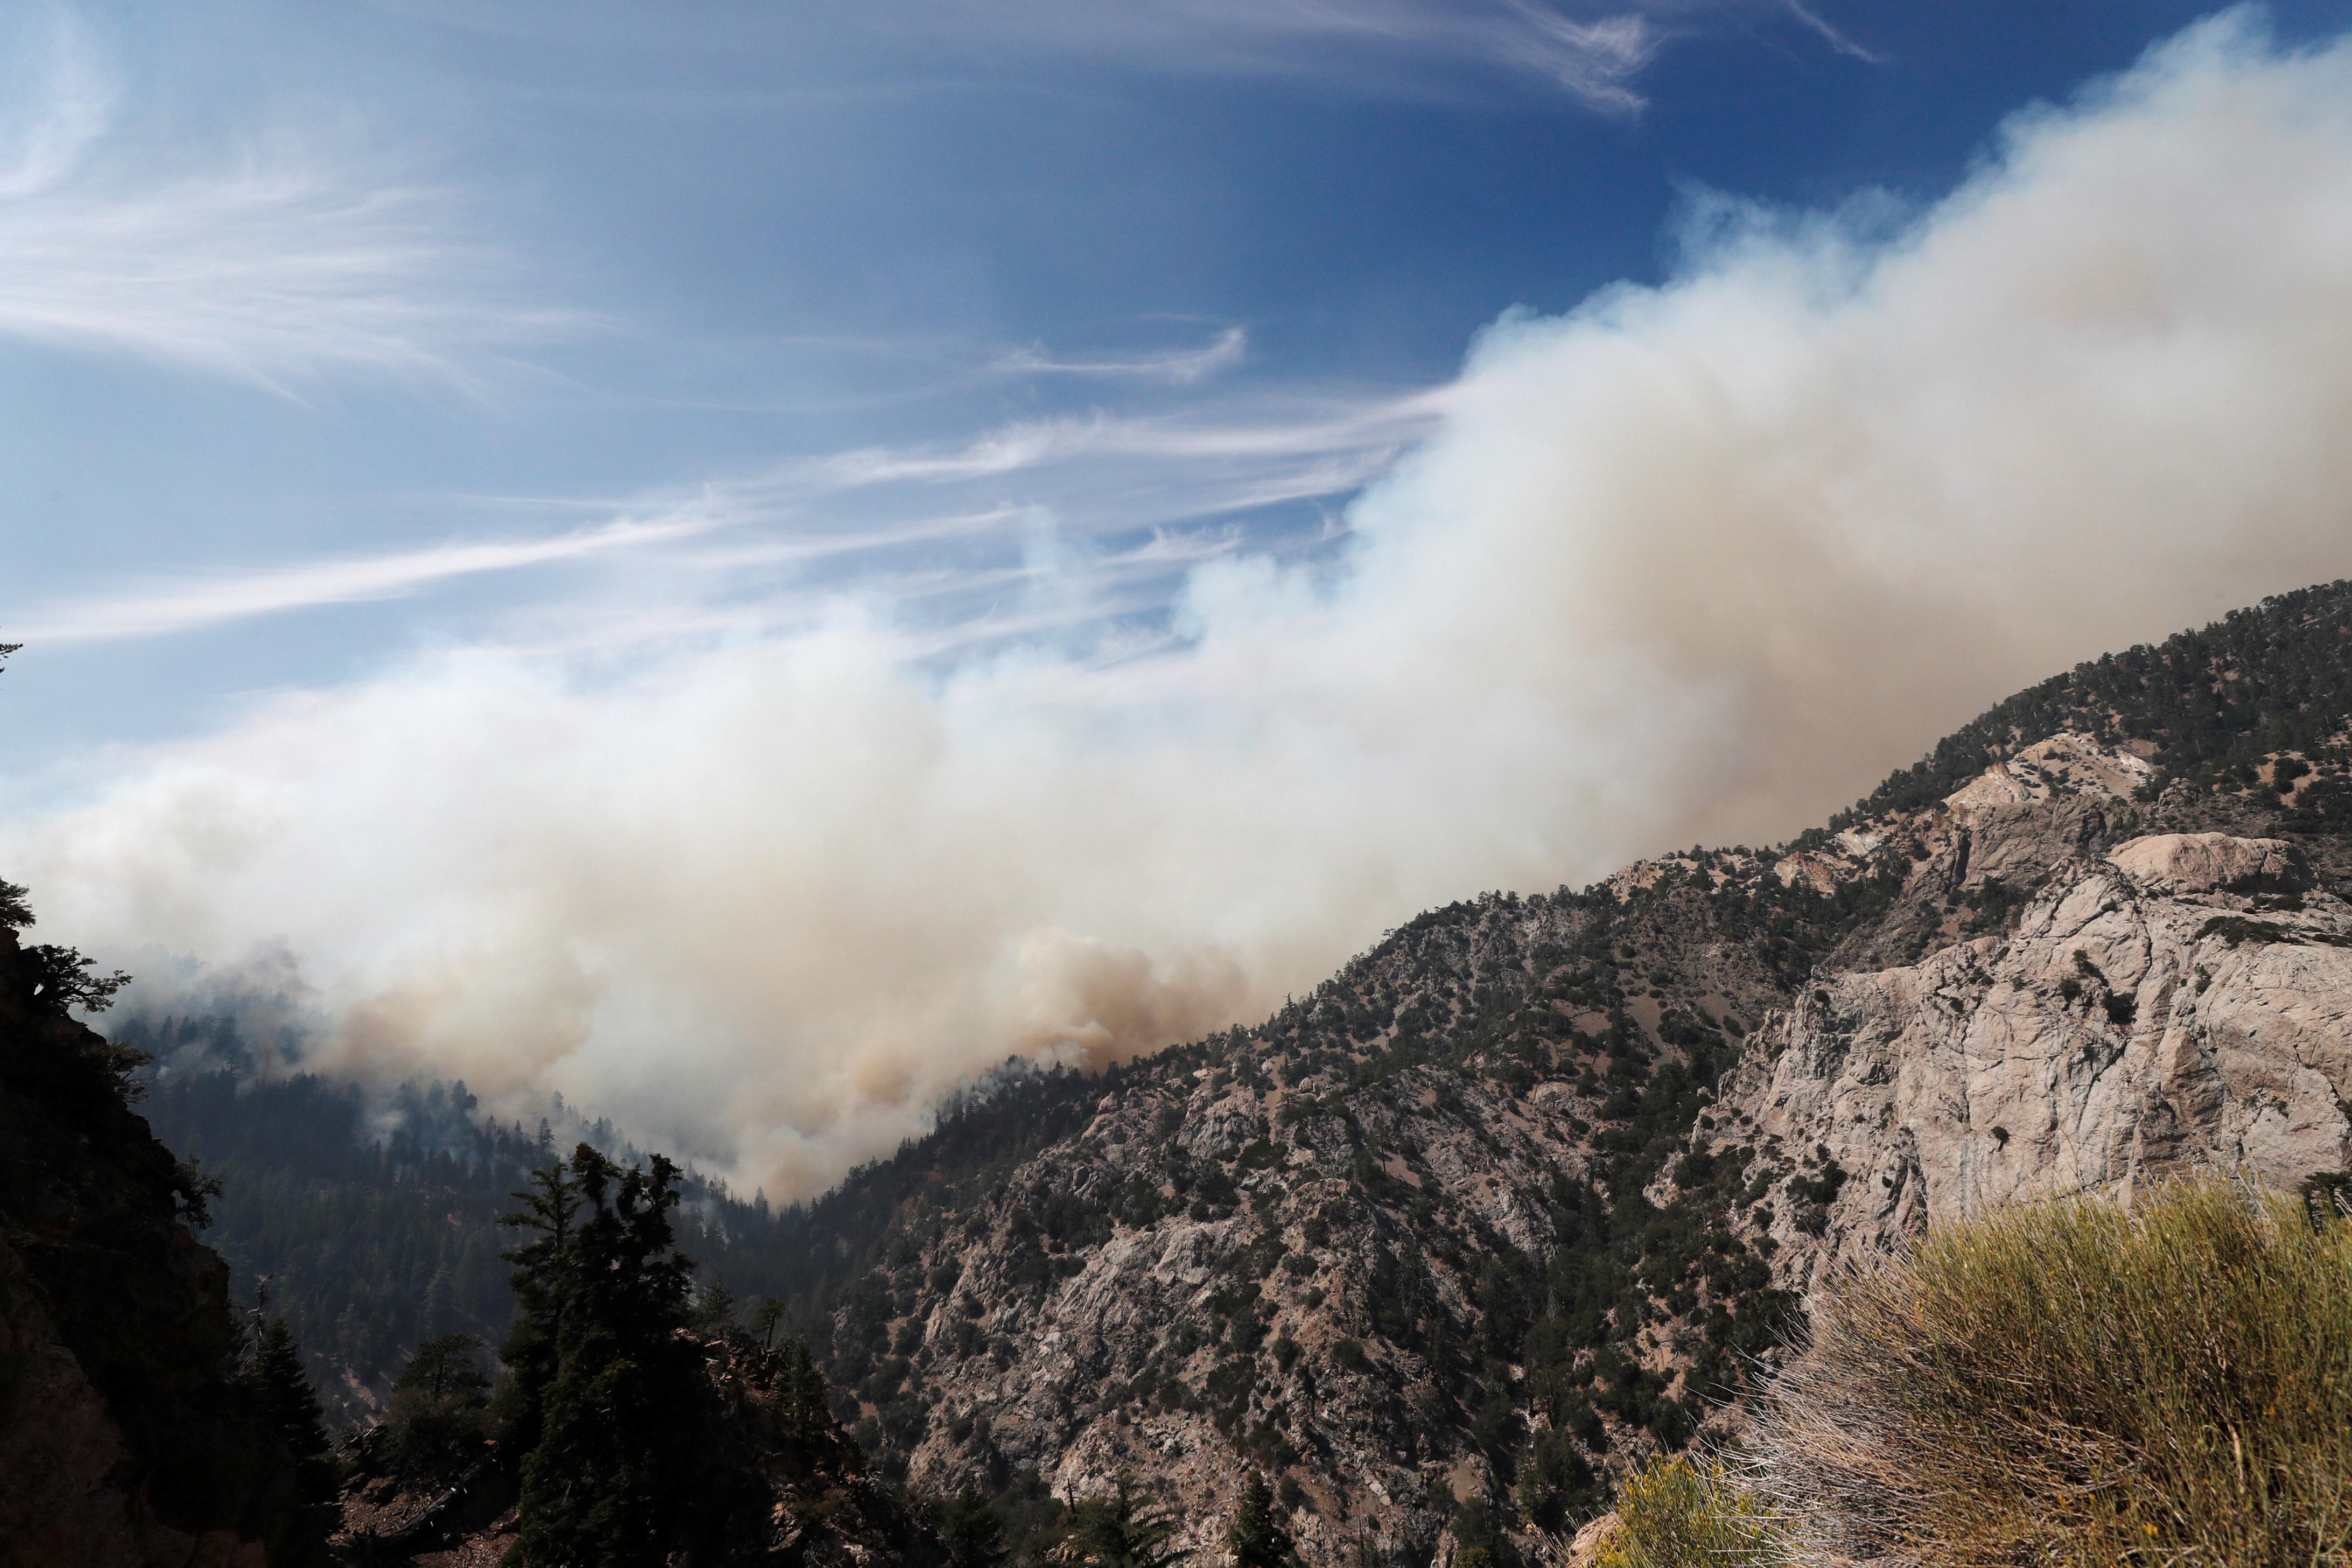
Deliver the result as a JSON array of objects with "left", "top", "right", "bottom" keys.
[
  {"left": 1710, "top": 815, "right": 2352, "bottom": 1301},
  {"left": 0, "top": 913, "right": 312, "bottom": 1566},
  {"left": 766, "top": 583, "right": 2352, "bottom": 1568}
]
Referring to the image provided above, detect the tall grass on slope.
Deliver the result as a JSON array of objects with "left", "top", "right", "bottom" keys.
[
  {"left": 1746, "top": 1176, "right": 2352, "bottom": 1567},
  {"left": 1592, "top": 1453, "right": 1784, "bottom": 1568}
]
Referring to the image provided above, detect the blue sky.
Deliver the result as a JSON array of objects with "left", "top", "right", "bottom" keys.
[
  {"left": 9, "top": 0, "right": 2339, "bottom": 752},
  {"left": 9, "top": 3, "right": 2352, "bottom": 1190}
]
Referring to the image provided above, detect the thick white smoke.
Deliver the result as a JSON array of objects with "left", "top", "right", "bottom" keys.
[{"left": 9, "top": 13, "right": 2352, "bottom": 1198}]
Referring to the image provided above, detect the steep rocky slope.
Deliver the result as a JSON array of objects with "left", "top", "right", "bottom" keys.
[
  {"left": 770, "top": 583, "right": 2352, "bottom": 1568},
  {"left": 1708, "top": 815, "right": 2352, "bottom": 1302},
  {"left": 0, "top": 915, "right": 312, "bottom": 1566}
]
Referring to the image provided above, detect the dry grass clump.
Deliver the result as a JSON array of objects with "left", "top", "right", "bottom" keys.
[
  {"left": 1591, "top": 1454, "right": 1785, "bottom": 1568},
  {"left": 1745, "top": 1175, "right": 2352, "bottom": 1566}
]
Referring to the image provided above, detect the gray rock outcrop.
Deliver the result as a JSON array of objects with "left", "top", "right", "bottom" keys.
[{"left": 1714, "top": 802, "right": 2350, "bottom": 1305}]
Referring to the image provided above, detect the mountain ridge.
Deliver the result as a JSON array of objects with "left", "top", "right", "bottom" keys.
[
  {"left": 87, "top": 579, "right": 2352, "bottom": 1568},
  {"left": 754, "top": 580, "right": 2352, "bottom": 1568}
]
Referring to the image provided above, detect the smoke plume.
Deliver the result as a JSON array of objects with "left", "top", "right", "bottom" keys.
[{"left": 8, "top": 14, "right": 2352, "bottom": 1197}]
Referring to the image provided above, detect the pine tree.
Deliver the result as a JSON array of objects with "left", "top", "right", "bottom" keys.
[
  {"left": 243, "top": 1315, "right": 339, "bottom": 1553},
  {"left": 387, "top": 1332, "right": 491, "bottom": 1480},
  {"left": 752, "top": 1296, "right": 787, "bottom": 1350},
  {"left": 1055, "top": 1473, "right": 1190, "bottom": 1568},
  {"left": 691, "top": 1275, "right": 738, "bottom": 1337},
  {"left": 493, "top": 1154, "right": 581, "bottom": 1457},
  {"left": 783, "top": 1339, "right": 830, "bottom": 1443},
  {"left": 1226, "top": 1470, "right": 1296, "bottom": 1568},
  {"left": 510, "top": 1145, "right": 700, "bottom": 1568},
  {"left": 942, "top": 1480, "right": 1010, "bottom": 1568}
]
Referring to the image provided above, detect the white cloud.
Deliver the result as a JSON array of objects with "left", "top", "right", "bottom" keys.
[
  {"left": 0, "top": 13, "right": 578, "bottom": 390},
  {"left": 11, "top": 511, "right": 723, "bottom": 646},
  {"left": 794, "top": 392, "right": 1438, "bottom": 492},
  {"left": 3, "top": 386, "right": 1431, "bottom": 649},
  {"left": 997, "top": 327, "right": 1249, "bottom": 386},
  {"left": 941, "top": 0, "right": 1667, "bottom": 110},
  {"left": 10, "top": 12, "right": 2352, "bottom": 1201}
]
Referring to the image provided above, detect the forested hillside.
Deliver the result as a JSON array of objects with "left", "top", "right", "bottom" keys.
[
  {"left": 1837, "top": 578, "right": 2352, "bottom": 821},
  {"left": 127, "top": 1012, "right": 1111, "bottom": 1423}
]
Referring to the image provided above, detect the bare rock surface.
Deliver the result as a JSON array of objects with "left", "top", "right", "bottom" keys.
[
  {"left": 1713, "top": 816, "right": 2351, "bottom": 1304},
  {"left": 2106, "top": 831, "right": 2308, "bottom": 894}
]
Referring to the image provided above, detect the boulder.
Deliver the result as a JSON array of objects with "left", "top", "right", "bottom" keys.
[{"left": 2106, "top": 832, "right": 2308, "bottom": 895}]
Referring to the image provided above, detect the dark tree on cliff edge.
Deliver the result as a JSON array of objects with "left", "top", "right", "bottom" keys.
[
  {"left": 494, "top": 1156, "right": 583, "bottom": 1459},
  {"left": 504, "top": 1144, "right": 699, "bottom": 1568},
  {"left": 244, "top": 1315, "right": 339, "bottom": 1552}
]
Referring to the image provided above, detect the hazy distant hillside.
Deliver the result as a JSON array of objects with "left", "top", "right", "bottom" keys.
[{"left": 123, "top": 1013, "right": 1112, "bottom": 1424}]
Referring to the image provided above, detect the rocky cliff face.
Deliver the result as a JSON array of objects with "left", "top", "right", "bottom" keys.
[
  {"left": 1711, "top": 813, "right": 2352, "bottom": 1301},
  {"left": 0, "top": 924, "right": 310, "bottom": 1567},
  {"left": 803, "top": 740, "right": 2297, "bottom": 1568},
  {"left": 779, "top": 585, "right": 2352, "bottom": 1568}
]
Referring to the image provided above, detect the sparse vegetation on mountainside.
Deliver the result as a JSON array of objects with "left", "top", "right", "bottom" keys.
[{"left": 1839, "top": 578, "right": 2352, "bottom": 824}]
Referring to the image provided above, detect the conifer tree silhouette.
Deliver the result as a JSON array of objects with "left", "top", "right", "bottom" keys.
[
  {"left": 1055, "top": 1473, "right": 1191, "bottom": 1568},
  {"left": 505, "top": 1144, "right": 698, "bottom": 1568},
  {"left": 243, "top": 1315, "right": 338, "bottom": 1555},
  {"left": 1226, "top": 1471, "right": 1296, "bottom": 1568},
  {"left": 942, "top": 1479, "right": 1010, "bottom": 1568}
]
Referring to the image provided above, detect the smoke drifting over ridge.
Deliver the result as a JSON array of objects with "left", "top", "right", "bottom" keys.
[{"left": 10, "top": 15, "right": 2352, "bottom": 1198}]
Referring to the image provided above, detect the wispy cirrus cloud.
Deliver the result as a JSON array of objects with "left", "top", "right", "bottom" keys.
[
  {"left": 1779, "top": 0, "right": 1883, "bottom": 64},
  {"left": 6, "top": 384, "right": 1437, "bottom": 648},
  {"left": 12, "top": 512, "right": 719, "bottom": 646},
  {"left": 909, "top": 0, "right": 1878, "bottom": 110},
  {"left": 0, "top": 8, "right": 109, "bottom": 199},
  {"left": 393, "top": 0, "right": 1867, "bottom": 114},
  {"left": 0, "top": 11, "right": 581, "bottom": 391},
  {"left": 796, "top": 390, "right": 1440, "bottom": 490},
  {"left": 997, "top": 326, "right": 1248, "bottom": 386},
  {"left": 937, "top": 0, "right": 1667, "bottom": 110}
]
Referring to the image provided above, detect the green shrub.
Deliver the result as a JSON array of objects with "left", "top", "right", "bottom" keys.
[
  {"left": 1591, "top": 1453, "right": 1783, "bottom": 1568},
  {"left": 1749, "top": 1176, "right": 2352, "bottom": 1566}
]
